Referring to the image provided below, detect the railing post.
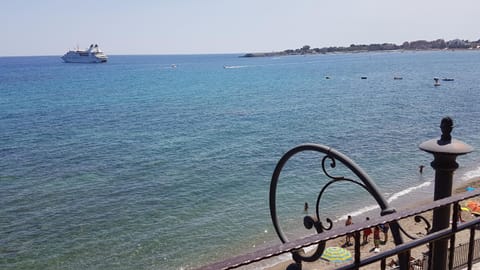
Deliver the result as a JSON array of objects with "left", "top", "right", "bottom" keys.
[
  {"left": 419, "top": 117, "right": 473, "bottom": 270},
  {"left": 467, "top": 227, "right": 476, "bottom": 270},
  {"left": 449, "top": 202, "right": 460, "bottom": 269}
]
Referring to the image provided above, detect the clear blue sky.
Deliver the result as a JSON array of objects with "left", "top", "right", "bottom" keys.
[{"left": 2, "top": 0, "right": 479, "bottom": 56}]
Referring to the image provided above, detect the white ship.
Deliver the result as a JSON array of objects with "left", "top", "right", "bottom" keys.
[{"left": 61, "top": 44, "right": 108, "bottom": 63}]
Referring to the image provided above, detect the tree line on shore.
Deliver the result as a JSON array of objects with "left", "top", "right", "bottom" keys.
[{"left": 242, "top": 38, "right": 480, "bottom": 57}]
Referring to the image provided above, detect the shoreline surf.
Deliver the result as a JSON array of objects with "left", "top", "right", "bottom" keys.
[{"left": 207, "top": 161, "right": 480, "bottom": 270}]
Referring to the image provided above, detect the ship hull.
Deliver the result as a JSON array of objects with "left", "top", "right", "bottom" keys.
[{"left": 61, "top": 53, "right": 107, "bottom": 63}]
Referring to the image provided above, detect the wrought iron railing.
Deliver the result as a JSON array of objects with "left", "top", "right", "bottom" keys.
[
  {"left": 451, "top": 238, "right": 480, "bottom": 270},
  {"left": 196, "top": 117, "right": 475, "bottom": 270},
  {"left": 196, "top": 189, "right": 480, "bottom": 270}
]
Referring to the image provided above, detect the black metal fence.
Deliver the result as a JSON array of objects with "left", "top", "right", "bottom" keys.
[
  {"left": 405, "top": 238, "right": 480, "bottom": 270},
  {"left": 197, "top": 121, "right": 475, "bottom": 270},
  {"left": 196, "top": 189, "right": 480, "bottom": 270},
  {"left": 451, "top": 238, "right": 480, "bottom": 270}
]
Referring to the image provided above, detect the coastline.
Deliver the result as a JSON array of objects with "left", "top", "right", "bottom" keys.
[
  {"left": 259, "top": 175, "right": 480, "bottom": 270},
  {"left": 4, "top": 52, "right": 480, "bottom": 270},
  {"left": 241, "top": 38, "right": 480, "bottom": 58},
  {"left": 241, "top": 47, "right": 480, "bottom": 58}
]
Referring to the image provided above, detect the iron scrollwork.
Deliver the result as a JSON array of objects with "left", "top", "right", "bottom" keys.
[
  {"left": 270, "top": 144, "right": 406, "bottom": 269},
  {"left": 397, "top": 215, "right": 432, "bottom": 240}
]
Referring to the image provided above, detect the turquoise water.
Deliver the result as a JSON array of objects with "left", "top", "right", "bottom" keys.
[{"left": 1, "top": 51, "right": 480, "bottom": 270}]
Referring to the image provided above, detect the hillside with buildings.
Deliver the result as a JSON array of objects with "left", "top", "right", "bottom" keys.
[{"left": 242, "top": 38, "right": 480, "bottom": 57}]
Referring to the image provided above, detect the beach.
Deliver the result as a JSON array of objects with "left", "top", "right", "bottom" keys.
[{"left": 263, "top": 177, "right": 480, "bottom": 270}]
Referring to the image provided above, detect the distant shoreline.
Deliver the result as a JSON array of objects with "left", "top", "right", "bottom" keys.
[
  {"left": 241, "top": 48, "right": 480, "bottom": 58},
  {"left": 241, "top": 38, "right": 480, "bottom": 57}
]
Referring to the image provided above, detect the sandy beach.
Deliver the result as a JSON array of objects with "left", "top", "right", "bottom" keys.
[{"left": 263, "top": 177, "right": 480, "bottom": 270}]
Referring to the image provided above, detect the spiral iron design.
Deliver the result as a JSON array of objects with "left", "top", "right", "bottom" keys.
[{"left": 270, "top": 144, "right": 405, "bottom": 268}]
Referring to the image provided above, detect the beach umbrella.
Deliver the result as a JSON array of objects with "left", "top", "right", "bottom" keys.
[
  {"left": 321, "top": 247, "right": 353, "bottom": 263},
  {"left": 466, "top": 201, "right": 480, "bottom": 215},
  {"left": 466, "top": 186, "right": 475, "bottom": 192}
]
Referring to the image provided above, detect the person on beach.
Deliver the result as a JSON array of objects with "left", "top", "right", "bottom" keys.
[
  {"left": 373, "top": 226, "right": 381, "bottom": 252},
  {"left": 345, "top": 215, "right": 353, "bottom": 246},
  {"left": 456, "top": 204, "right": 465, "bottom": 223},
  {"left": 419, "top": 165, "right": 425, "bottom": 174},
  {"left": 362, "top": 217, "right": 372, "bottom": 245},
  {"left": 379, "top": 223, "right": 390, "bottom": 242},
  {"left": 304, "top": 202, "right": 309, "bottom": 212}
]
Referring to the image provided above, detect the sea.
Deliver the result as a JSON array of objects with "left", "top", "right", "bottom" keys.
[{"left": 1, "top": 50, "right": 480, "bottom": 270}]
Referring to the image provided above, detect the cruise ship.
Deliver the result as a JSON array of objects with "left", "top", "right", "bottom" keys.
[{"left": 61, "top": 44, "right": 108, "bottom": 63}]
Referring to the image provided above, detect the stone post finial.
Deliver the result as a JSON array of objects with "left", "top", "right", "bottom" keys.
[{"left": 440, "top": 117, "right": 453, "bottom": 142}]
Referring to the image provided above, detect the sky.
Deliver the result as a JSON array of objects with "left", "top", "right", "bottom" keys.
[{"left": 1, "top": 0, "right": 479, "bottom": 56}]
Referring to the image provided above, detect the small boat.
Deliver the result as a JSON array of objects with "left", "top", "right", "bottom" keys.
[
  {"left": 434, "top": 78, "right": 441, "bottom": 87},
  {"left": 393, "top": 77, "right": 403, "bottom": 80},
  {"left": 361, "top": 76, "right": 367, "bottom": 79},
  {"left": 61, "top": 44, "right": 108, "bottom": 63},
  {"left": 442, "top": 78, "right": 454, "bottom": 81},
  {"left": 223, "top": 65, "right": 246, "bottom": 69}
]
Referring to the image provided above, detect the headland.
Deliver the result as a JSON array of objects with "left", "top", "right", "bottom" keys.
[{"left": 242, "top": 38, "right": 480, "bottom": 57}]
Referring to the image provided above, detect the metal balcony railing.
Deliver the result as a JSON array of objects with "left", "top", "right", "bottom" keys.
[
  {"left": 196, "top": 117, "right": 475, "bottom": 270},
  {"left": 196, "top": 190, "right": 480, "bottom": 270}
]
